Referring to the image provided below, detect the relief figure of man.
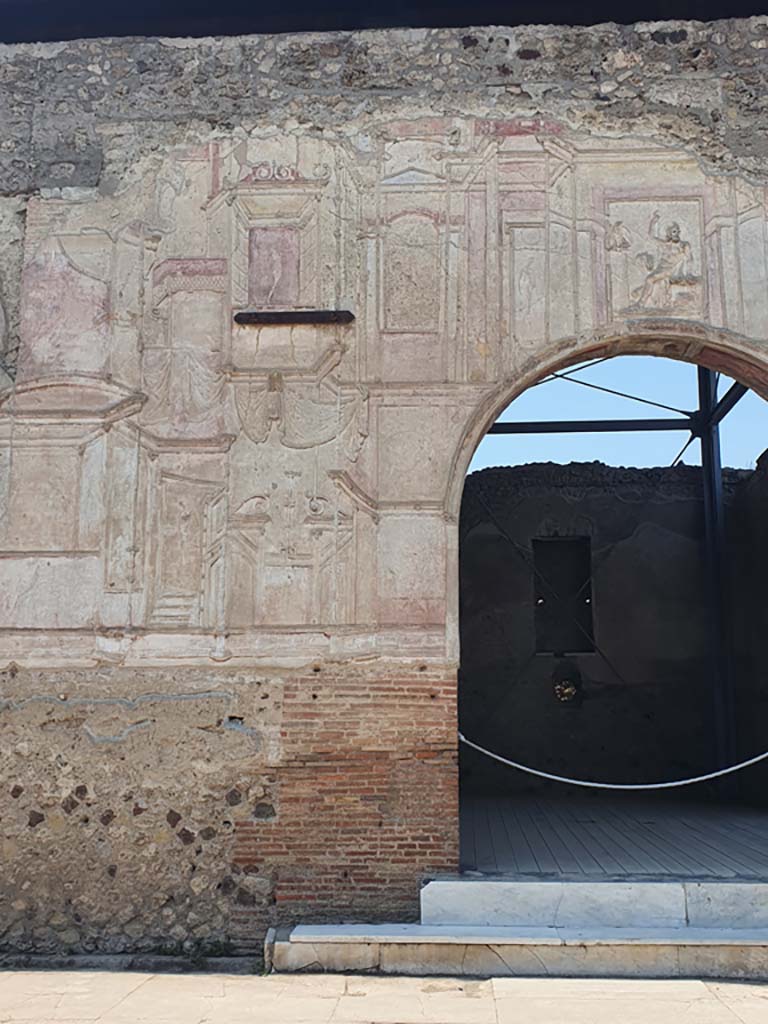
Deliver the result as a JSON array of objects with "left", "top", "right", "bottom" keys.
[{"left": 633, "top": 212, "right": 696, "bottom": 309}]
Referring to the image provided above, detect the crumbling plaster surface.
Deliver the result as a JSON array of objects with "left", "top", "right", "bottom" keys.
[{"left": 3, "top": 19, "right": 768, "bottom": 955}]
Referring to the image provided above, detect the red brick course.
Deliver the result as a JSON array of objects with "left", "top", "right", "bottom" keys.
[{"left": 231, "top": 664, "right": 458, "bottom": 946}]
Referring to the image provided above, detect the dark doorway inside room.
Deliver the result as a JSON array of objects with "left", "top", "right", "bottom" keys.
[{"left": 458, "top": 355, "right": 768, "bottom": 879}]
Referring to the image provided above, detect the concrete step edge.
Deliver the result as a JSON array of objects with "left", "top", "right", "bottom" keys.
[
  {"left": 425, "top": 876, "right": 768, "bottom": 885},
  {"left": 285, "top": 924, "right": 768, "bottom": 946}
]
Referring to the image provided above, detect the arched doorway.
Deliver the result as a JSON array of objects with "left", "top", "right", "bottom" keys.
[{"left": 454, "top": 343, "right": 768, "bottom": 878}]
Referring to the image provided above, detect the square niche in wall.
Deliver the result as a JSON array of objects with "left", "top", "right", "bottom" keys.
[{"left": 532, "top": 536, "right": 594, "bottom": 654}]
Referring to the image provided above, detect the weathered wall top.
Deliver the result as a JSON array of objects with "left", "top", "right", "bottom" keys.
[
  {"left": 462, "top": 461, "right": 752, "bottom": 510},
  {"left": 3, "top": 17, "right": 768, "bottom": 197}
]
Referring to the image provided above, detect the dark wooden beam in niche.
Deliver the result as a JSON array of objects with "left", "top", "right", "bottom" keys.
[{"left": 234, "top": 310, "right": 355, "bottom": 326}]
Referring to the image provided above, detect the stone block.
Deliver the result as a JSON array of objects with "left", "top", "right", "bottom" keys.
[
  {"left": 273, "top": 939, "right": 380, "bottom": 973},
  {"left": 420, "top": 881, "right": 687, "bottom": 929},
  {"left": 685, "top": 883, "right": 768, "bottom": 930}
]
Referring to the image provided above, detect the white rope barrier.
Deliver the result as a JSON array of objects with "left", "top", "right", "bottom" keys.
[{"left": 458, "top": 732, "right": 768, "bottom": 790}]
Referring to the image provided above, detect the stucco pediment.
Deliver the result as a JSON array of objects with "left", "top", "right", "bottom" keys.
[
  {"left": 0, "top": 378, "right": 145, "bottom": 421},
  {"left": 2, "top": 118, "right": 768, "bottom": 665}
]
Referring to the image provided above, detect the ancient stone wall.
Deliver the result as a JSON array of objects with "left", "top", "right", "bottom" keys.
[
  {"left": 3, "top": 18, "right": 768, "bottom": 955},
  {"left": 1, "top": 662, "right": 455, "bottom": 954}
]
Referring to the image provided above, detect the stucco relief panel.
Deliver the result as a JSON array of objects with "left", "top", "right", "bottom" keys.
[
  {"left": 604, "top": 198, "right": 705, "bottom": 319},
  {"left": 226, "top": 366, "right": 373, "bottom": 629},
  {"left": 18, "top": 237, "right": 113, "bottom": 381},
  {"left": 376, "top": 397, "right": 468, "bottom": 505},
  {"left": 377, "top": 512, "right": 447, "bottom": 626},
  {"left": 2, "top": 121, "right": 768, "bottom": 658},
  {"left": 141, "top": 257, "right": 232, "bottom": 442}
]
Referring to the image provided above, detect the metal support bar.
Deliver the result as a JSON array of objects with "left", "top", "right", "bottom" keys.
[
  {"left": 489, "top": 417, "right": 693, "bottom": 435},
  {"left": 697, "top": 366, "right": 737, "bottom": 774},
  {"left": 543, "top": 371, "right": 691, "bottom": 416},
  {"left": 708, "top": 381, "right": 749, "bottom": 428}
]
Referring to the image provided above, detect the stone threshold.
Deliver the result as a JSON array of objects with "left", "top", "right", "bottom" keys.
[
  {"left": 287, "top": 923, "right": 768, "bottom": 946},
  {"left": 269, "top": 925, "right": 768, "bottom": 978}
]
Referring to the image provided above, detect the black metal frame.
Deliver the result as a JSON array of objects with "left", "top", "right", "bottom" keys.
[
  {"left": 488, "top": 366, "right": 749, "bottom": 770},
  {"left": 490, "top": 417, "right": 694, "bottom": 434}
]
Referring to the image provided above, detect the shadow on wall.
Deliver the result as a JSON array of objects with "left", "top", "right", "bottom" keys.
[{"left": 458, "top": 458, "right": 768, "bottom": 803}]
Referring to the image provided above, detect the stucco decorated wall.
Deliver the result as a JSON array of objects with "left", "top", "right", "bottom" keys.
[{"left": 3, "top": 19, "right": 768, "bottom": 957}]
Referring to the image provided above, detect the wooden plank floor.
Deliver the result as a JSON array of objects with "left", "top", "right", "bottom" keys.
[{"left": 460, "top": 794, "right": 768, "bottom": 879}]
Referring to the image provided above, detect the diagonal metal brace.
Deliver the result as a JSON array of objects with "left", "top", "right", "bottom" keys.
[{"left": 709, "top": 381, "right": 749, "bottom": 427}]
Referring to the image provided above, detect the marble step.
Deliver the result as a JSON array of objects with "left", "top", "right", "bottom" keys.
[
  {"left": 268, "top": 923, "right": 768, "bottom": 979},
  {"left": 420, "top": 878, "right": 768, "bottom": 930}
]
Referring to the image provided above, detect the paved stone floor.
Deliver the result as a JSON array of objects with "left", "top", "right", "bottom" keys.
[{"left": 0, "top": 971, "right": 767, "bottom": 1023}]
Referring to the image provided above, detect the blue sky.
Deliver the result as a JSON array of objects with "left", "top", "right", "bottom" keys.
[{"left": 468, "top": 356, "right": 768, "bottom": 473}]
